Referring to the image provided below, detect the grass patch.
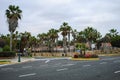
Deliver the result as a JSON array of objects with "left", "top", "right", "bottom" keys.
[
  {"left": 0, "top": 60, "right": 10, "bottom": 62},
  {"left": 0, "top": 60, "right": 11, "bottom": 64}
]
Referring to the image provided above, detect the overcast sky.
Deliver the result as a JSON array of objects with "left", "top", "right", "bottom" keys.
[{"left": 0, "top": 0, "right": 120, "bottom": 37}]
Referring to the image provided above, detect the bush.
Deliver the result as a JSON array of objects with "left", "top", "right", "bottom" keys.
[
  {"left": 73, "top": 53, "right": 99, "bottom": 58},
  {"left": 0, "top": 51, "right": 16, "bottom": 57},
  {"left": 84, "top": 53, "right": 92, "bottom": 58},
  {"left": 3, "top": 45, "right": 10, "bottom": 51},
  {"left": 74, "top": 54, "right": 79, "bottom": 58},
  {"left": 91, "top": 54, "right": 98, "bottom": 58},
  {"left": 79, "top": 54, "right": 84, "bottom": 58}
]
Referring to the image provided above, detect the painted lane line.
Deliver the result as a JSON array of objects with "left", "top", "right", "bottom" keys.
[
  {"left": 19, "top": 73, "right": 36, "bottom": 77},
  {"left": 0, "top": 64, "right": 8, "bottom": 67},
  {"left": 56, "top": 68, "right": 68, "bottom": 71},
  {"left": 22, "top": 66, "right": 32, "bottom": 68},
  {"left": 114, "top": 70, "right": 120, "bottom": 74},
  {"left": 1, "top": 68, "right": 13, "bottom": 71},
  {"left": 83, "top": 65, "right": 91, "bottom": 67},
  {"left": 62, "top": 64, "right": 75, "bottom": 67},
  {"left": 100, "top": 62, "right": 107, "bottom": 64},
  {"left": 45, "top": 60, "right": 50, "bottom": 63}
]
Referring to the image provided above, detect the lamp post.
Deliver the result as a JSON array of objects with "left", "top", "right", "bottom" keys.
[{"left": 17, "top": 35, "right": 21, "bottom": 62}]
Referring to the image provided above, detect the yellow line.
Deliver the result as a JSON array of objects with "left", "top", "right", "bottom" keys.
[{"left": 71, "top": 58, "right": 100, "bottom": 61}]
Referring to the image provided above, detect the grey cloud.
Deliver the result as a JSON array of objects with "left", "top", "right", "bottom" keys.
[{"left": 0, "top": 0, "right": 120, "bottom": 36}]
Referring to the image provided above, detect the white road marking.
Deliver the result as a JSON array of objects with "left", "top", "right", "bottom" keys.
[
  {"left": 56, "top": 68, "right": 68, "bottom": 71},
  {"left": 114, "top": 70, "right": 120, "bottom": 74},
  {"left": 22, "top": 66, "right": 32, "bottom": 68},
  {"left": 1, "top": 68, "right": 13, "bottom": 71},
  {"left": 83, "top": 65, "right": 91, "bottom": 67},
  {"left": 0, "top": 64, "right": 8, "bottom": 67},
  {"left": 45, "top": 60, "right": 50, "bottom": 63},
  {"left": 62, "top": 64, "right": 75, "bottom": 67},
  {"left": 100, "top": 62, "right": 107, "bottom": 64},
  {"left": 19, "top": 73, "right": 36, "bottom": 77}
]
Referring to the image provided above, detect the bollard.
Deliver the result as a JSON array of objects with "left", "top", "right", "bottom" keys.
[{"left": 18, "top": 53, "right": 21, "bottom": 62}]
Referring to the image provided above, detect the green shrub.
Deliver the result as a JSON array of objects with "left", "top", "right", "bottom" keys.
[
  {"left": 0, "top": 51, "right": 16, "bottom": 57},
  {"left": 0, "top": 48, "right": 3, "bottom": 52},
  {"left": 3, "top": 45, "right": 10, "bottom": 51}
]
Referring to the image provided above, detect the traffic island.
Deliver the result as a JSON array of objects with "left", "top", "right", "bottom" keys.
[
  {"left": 71, "top": 52, "right": 100, "bottom": 61},
  {"left": 71, "top": 57, "right": 100, "bottom": 61}
]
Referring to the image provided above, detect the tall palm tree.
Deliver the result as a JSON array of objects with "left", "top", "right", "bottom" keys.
[
  {"left": 48, "top": 28, "right": 59, "bottom": 52},
  {"left": 5, "top": 5, "right": 22, "bottom": 51},
  {"left": 59, "top": 22, "right": 69, "bottom": 54},
  {"left": 67, "top": 26, "right": 72, "bottom": 52},
  {"left": 71, "top": 29, "right": 78, "bottom": 51}
]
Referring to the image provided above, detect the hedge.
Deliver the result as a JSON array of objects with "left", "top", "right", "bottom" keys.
[{"left": 0, "top": 51, "right": 16, "bottom": 57}]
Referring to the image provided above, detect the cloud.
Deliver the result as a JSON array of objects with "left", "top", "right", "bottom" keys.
[{"left": 0, "top": 0, "right": 120, "bottom": 37}]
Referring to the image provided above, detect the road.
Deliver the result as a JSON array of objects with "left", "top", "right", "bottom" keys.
[{"left": 0, "top": 56, "right": 120, "bottom": 80}]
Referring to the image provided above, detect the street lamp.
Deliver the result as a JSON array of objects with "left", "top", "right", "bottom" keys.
[{"left": 17, "top": 35, "right": 21, "bottom": 62}]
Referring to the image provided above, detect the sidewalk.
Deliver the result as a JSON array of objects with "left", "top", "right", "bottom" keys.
[{"left": 0, "top": 57, "right": 35, "bottom": 65}]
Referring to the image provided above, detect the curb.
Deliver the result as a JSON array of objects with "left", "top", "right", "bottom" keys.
[
  {"left": 98, "top": 54, "right": 120, "bottom": 56},
  {"left": 71, "top": 58, "right": 100, "bottom": 61},
  {"left": 0, "top": 59, "right": 35, "bottom": 65}
]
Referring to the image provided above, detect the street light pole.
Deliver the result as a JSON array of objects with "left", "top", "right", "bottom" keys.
[{"left": 17, "top": 35, "right": 21, "bottom": 62}]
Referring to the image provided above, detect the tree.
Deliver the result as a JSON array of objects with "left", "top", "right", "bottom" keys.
[
  {"left": 59, "top": 22, "right": 70, "bottom": 54},
  {"left": 47, "top": 28, "right": 59, "bottom": 52},
  {"left": 71, "top": 29, "right": 77, "bottom": 43},
  {"left": 109, "top": 29, "right": 118, "bottom": 38},
  {"left": 105, "top": 29, "right": 120, "bottom": 47},
  {"left": 67, "top": 26, "right": 72, "bottom": 52},
  {"left": 5, "top": 5, "right": 22, "bottom": 51},
  {"left": 20, "top": 31, "right": 31, "bottom": 53},
  {"left": 76, "top": 31, "right": 86, "bottom": 43},
  {"left": 37, "top": 33, "right": 48, "bottom": 52},
  {"left": 83, "top": 27, "right": 101, "bottom": 50}
]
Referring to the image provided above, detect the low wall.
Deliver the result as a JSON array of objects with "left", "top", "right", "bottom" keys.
[
  {"left": 32, "top": 52, "right": 73, "bottom": 57},
  {"left": 32, "top": 48, "right": 120, "bottom": 57}
]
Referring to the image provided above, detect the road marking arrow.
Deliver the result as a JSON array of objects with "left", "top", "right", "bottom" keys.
[
  {"left": 45, "top": 60, "right": 50, "bottom": 63},
  {"left": 19, "top": 73, "right": 36, "bottom": 77},
  {"left": 114, "top": 70, "right": 120, "bottom": 74},
  {"left": 56, "top": 68, "right": 68, "bottom": 71}
]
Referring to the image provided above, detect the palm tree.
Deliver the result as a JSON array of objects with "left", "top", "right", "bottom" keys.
[
  {"left": 37, "top": 33, "right": 48, "bottom": 52},
  {"left": 47, "top": 28, "right": 59, "bottom": 52},
  {"left": 71, "top": 29, "right": 78, "bottom": 52},
  {"left": 83, "top": 27, "right": 101, "bottom": 50},
  {"left": 109, "top": 29, "right": 118, "bottom": 38},
  {"left": 67, "top": 26, "right": 72, "bottom": 52},
  {"left": 5, "top": 5, "right": 22, "bottom": 51},
  {"left": 59, "top": 22, "right": 70, "bottom": 54},
  {"left": 20, "top": 31, "right": 31, "bottom": 53}
]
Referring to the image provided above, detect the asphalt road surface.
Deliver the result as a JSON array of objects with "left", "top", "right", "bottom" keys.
[{"left": 0, "top": 56, "right": 120, "bottom": 80}]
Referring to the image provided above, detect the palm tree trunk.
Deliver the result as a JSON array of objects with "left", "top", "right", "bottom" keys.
[
  {"left": 56, "top": 38, "right": 58, "bottom": 52},
  {"left": 10, "top": 32, "right": 13, "bottom": 51},
  {"left": 68, "top": 32, "right": 70, "bottom": 52},
  {"left": 63, "top": 36, "right": 67, "bottom": 56}
]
